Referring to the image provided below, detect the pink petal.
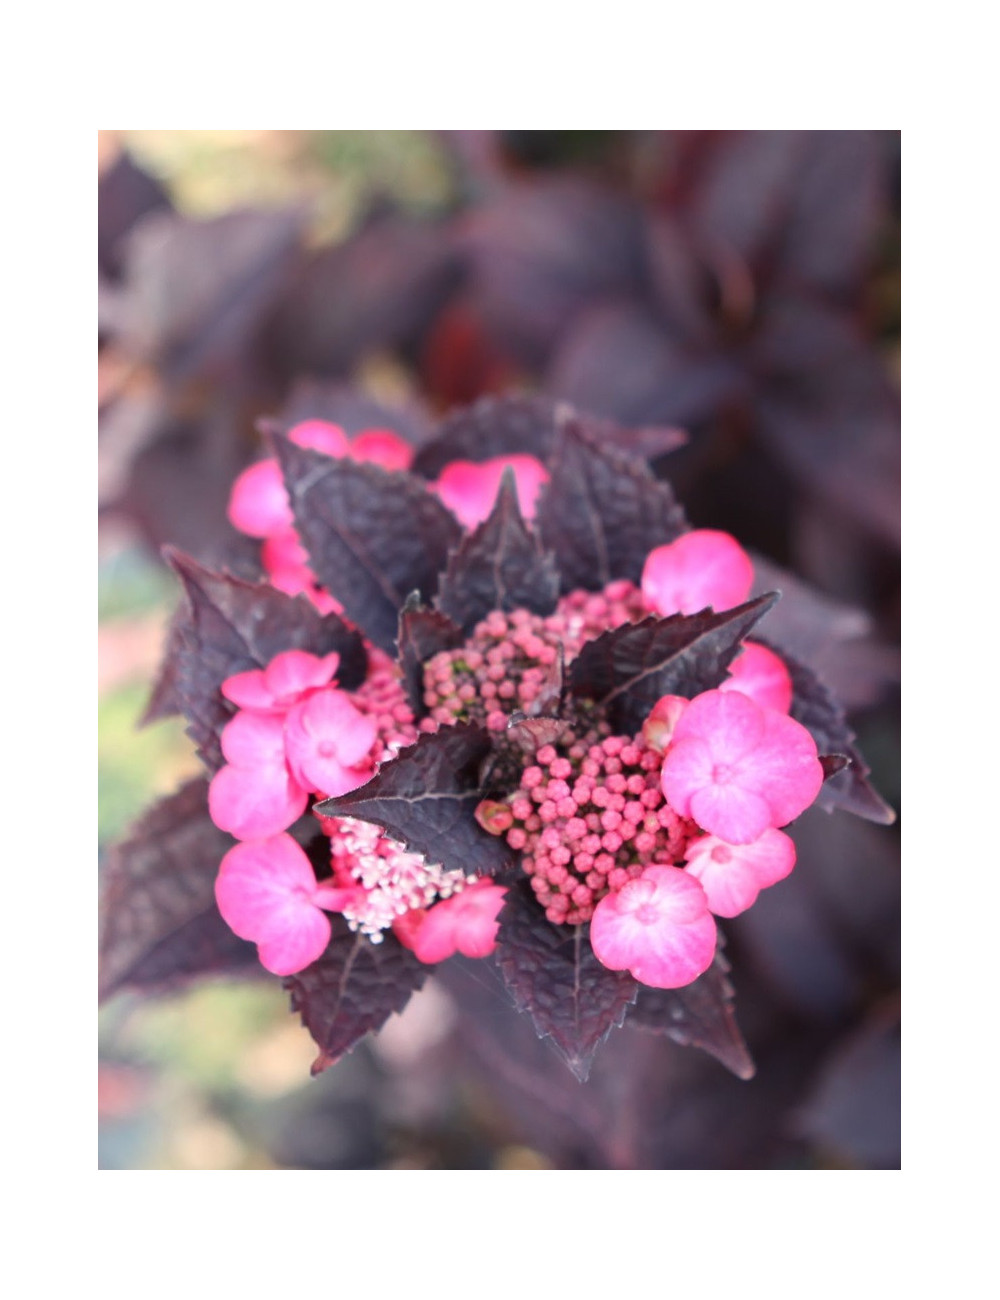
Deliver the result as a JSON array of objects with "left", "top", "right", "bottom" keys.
[
  {"left": 227, "top": 459, "right": 293, "bottom": 537},
  {"left": 221, "top": 670, "right": 283, "bottom": 712},
  {"left": 214, "top": 835, "right": 332, "bottom": 975},
  {"left": 642, "top": 694, "right": 689, "bottom": 752},
  {"left": 671, "top": 689, "right": 766, "bottom": 764},
  {"left": 721, "top": 642, "right": 793, "bottom": 713},
  {"left": 434, "top": 455, "right": 549, "bottom": 528},
  {"left": 658, "top": 735, "right": 714, "bottom": 819},
  {"left": 688, "top": 781, "right": 773, "bottom": 844},
  {"left": 288, "top": 419, "right": 350, "bottom": 458},
  {"left": 685, "top": 829, "right": 796, "bottom": 917},
  {"left": 284, "top": 690, "right": 377, "bottom": 793},
  {"left": 641, "top": 530, "right": 754, "bottom": 616},
  {"left": 263, "top": 650, "right": 340, "bottom": 706},
  {"left": 207, "top": 762, "right": 309, "bottom": 840},
  {"left": 219, "top": 710, "right": 287, "bottom": 767},
  {"left": 409, "top": 881, "right": 508, "bottom": 964},
  {"left": 590, "top": 866, "right": 717, "bottom": 989},
  {"left": 736, "top": 708, "right": 824, "bottom": 828},
  {"left": 350, "top": 429, "right": 414, "bottom": 471}
]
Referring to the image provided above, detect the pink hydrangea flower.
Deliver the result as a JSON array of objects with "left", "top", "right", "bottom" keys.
[
  {"left": 434, "top": 454, "right": 550, "bottom": 528},
  {"left": 398, "top": 879, "right": 508, "bottom": 963},
  {"left": 283, "top": 688, "right": 378, "bottom": 797},
  {"left": 684, "top": 828, "right": 796, "bottom": 917},
  {"left": 720, "top": 642, "right": 793, "bottom": 713},
  {"left": 215, "top": 834, "right": 360, "bottom": 976},
  {"left": 590, "top": 865, "right": 717, "bottom": 988},
  {"left": 207, "top": 711, "right": 308, "bottom": 840},
  {"left": 221, "top": 649, "right": 341, "bottom": 713},
  {"left": 660, "top": 689, "right": 823, "bottom": 844},
  {"left": 641, "top": 530, "right": 754, "bottom": 616}
]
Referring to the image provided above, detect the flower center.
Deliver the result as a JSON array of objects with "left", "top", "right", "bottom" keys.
[
  {"left": 712, "top": 762, "right": 736, "bottom": 785},
  {"left": 710, "top": 844, "right": 734, "bottom": 864}
]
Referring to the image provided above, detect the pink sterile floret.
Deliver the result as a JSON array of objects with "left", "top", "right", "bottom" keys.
[
  {"left": 434, "top": 454, "right": 550, "bottom": 528},
  {"left": 661, "top": 689, "right": 823, "bottom": 845},
  {"left": 684, "top": 828, "right": 796, "bottom": 917},
  {"left": 590, "top": 865, "right": 717, "bottom": 989},
  {"left": 286, "top": 419, "right": 351, "bottom": 458},
  {"left": 283, "top": 688, "right": 378, "bottom": 797},
  {"left": 227, "top": 458, "right": 294, "bottom": 538},
  {"left": 641, "top": 530, "right": 754, "bottom": 616},
  {"left": 349, "top": 429, "right": 414, "bottom": 472},
  {"left": 215, "top": 834, "right": 360, "bottom": 976},
  {"left": 208, "top": 711, "right": 308, "bottom": 840},
  {"left": 221, "top": 649, "right": 341, "bottom": 713},
  {"left": 400, "top": 879, "right": 508, "bottom": 964},
  {"left": 720, "top": 641, "right": 793, "bottom": 713}
]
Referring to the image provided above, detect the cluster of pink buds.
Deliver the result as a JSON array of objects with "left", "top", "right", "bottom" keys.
[{"left": 227, "top": 419, "right": 415, "bottom": 610}]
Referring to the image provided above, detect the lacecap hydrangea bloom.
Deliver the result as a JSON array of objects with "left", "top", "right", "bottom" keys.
[{"left": 101, "top": 394, "right": 893, "bottom": 1081}]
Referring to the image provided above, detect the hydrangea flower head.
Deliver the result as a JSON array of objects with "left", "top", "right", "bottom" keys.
[
  {"left": 641, "top": 529, "right": 754, "bottom": 616},
  {"left": 590, "top": 865, "right": 717, "bottom": 989},
  {"left": 215, "top": 834, "right": 359, "bottom": 976},
  {"left": 660, "top": 689, "right": 823, "bottom": 843}
]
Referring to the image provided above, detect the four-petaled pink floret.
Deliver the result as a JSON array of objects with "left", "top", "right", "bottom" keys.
[
  {"left": 222, "top": 649, "right": 341, "bottom": 713},
  {"left": 720, "top": 641, "right": 793, "bottom": 713},
  {"left": 283, "top": 689, "right": 378, "bottom": 797},
  {"left": 590, "top": 865, "right": 717, "bottom": 988},
  {"left": 660, "top": 689, "right": 823, "bottom": 844},
  {"left": 433, "top": 454, "right": 550, "bottom": 528},
  {"left": 641, "top": 529, "right": 754, "bottom": 616},
  {"left": 398, "top": 879, "right": 508, "bottom": 964},
  {"left": 684, "top": 828, "right": 796, "bottom": 917},
  {"left": 215, "top": 834, "right": 362, "bottom": 976},
  {"left": 208, "top": 711, "right": 309, "bottom": 841}
]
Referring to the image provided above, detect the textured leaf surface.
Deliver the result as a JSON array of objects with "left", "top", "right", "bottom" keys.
[
  {"left": 396, "top": 598, "right": 464, "bottom": 717},
  {"left": 536, "top": 415, "right": 688, "bottom": 592},
  {"left": 494, "top": 882, "right": 638, "bottom": 1081},
  {"left": 284, "top": 917, "right": 428, "bottom": 1075},
  {"left": 411, "top": 393, "right": 684, "bottom": 479},
  {"left": 436, "top": 470, "right": 560, "bottom": 632},
  {"left": 157, "top": 550, "right": 367, "bottom": 769},
  {"left": 776, "top": 646, "right": 896, "bottom": 824},
  {"left": 316, "top": 725, "right": 511, "bottom": 876},
  {"left": 627, "top": 948, "right": 755, "bottom": 1080},
  {"left": 99, "top": 779, "right": 256, "bottom": 1000},
  {"left": 569, "top": 593, "right": 778, "bottom": 733},
  {"left": 274, "top": 437, "right": 461, "bottom": 652}
]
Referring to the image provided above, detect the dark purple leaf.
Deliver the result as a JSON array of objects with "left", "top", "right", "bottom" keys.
[
  {"left": 315, "top": 725, "right": 511, "bottom": 877},
  {"left": 99, "top": 779, "right": 256, "bottom": 1000},
  {"left": 569, "top": 593, "right": 778, "bottom": 733},
  {"left": 436, "top": 469, "right": 559, "bottom": 632},
  {"left": 117, "top": 208, "right": 305, "bottom": 383},
  {"left": 506, "top": 714, "right": 570, "bottom": 756},
  {"left": 260, "top": 212, "right": 463, "bottom": 384},
  {"left": 548, "top": 300, "right": 740, "bottom": 430},
  {"left": 460, "top": 177, "right": 646, "bottom": 367},
  {"left": 753, "top": 295, "right": 900, "bottom": 547},
  {"left": 627, "top": 949, "right": 755, "bottom": 1080},
  {"left": 795, "top": 1000, "right": 900, "bottom": 1168},
  {"left": 411, "top": 393, "right": 684, "bottom": 479},
  {"left": 99, "top": 150, "right": 173, "bottom": 283},
  {"left": 820, "top": 754, "right": 850, "bottom": 781},
  {"left": 537, "top": 414, "right": 689, "bottom": 593},
  {"left": 396, "top": 598, "right": 464, "bottom": 718},
  {"left": 772, "top": 644, "right": 895, "bottom": 824},
  {"left": 274, "top": 437, "right": 461, "bottom": 653},
  {"left": 155, "top": 549, "right": 366, "bottom": 768},
  {"left": 493, "top": 882, "right": 637, "bottom": 1081},
  {"left": 284, "top": 917, "right": 428, "bottom": 1075}
]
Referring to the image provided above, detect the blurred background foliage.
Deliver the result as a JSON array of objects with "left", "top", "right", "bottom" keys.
[{"left": 98, "top": 129, "right": 900, "bottom": 1170}]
